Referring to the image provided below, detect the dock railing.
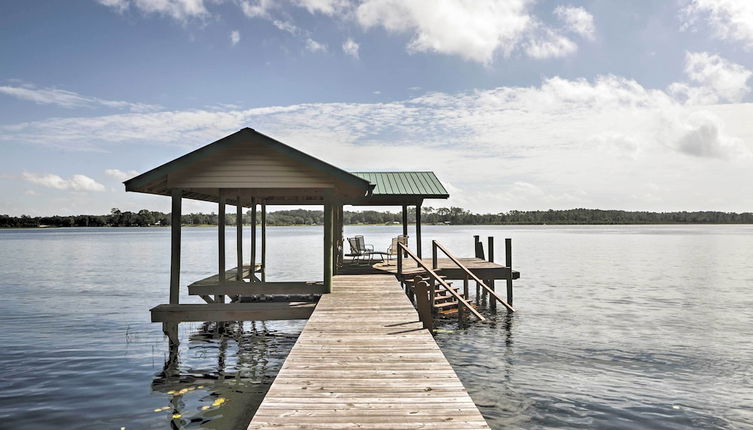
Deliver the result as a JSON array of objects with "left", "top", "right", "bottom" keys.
[
  {"left": 397, "top": 242, "right": 485, "bottom": 322},
  {"left": 432, "top": 240, "right": 515, "bottom": 312}
]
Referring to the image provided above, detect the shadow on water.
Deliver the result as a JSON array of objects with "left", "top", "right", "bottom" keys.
[{"left": 150, "top": 321, "right": 300, "bottom": 430}]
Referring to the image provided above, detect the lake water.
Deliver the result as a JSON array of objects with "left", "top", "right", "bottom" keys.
[{"left": 0, "top": 225, "right": 751, "bottom": 429}]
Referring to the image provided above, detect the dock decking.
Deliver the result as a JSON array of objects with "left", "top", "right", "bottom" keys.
[{"left": 247, "top": 274, "right": 490, "bottom": 429}]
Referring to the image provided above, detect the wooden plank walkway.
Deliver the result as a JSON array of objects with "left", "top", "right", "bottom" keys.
[{"left": 247, "top": 274, "right": 490, "bottom": 429}]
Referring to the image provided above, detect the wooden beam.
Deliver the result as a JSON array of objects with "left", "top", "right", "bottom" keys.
[
  {"left": 189, "top": 281, "right": 327, "bottom": 296},
  {"left": 261, "top": 200, "right": 267, "bottom": 283},
  {"left": 323, "top": 196, "right": 333, "bottom": 293},
  {"left": 250, "top": 198, "right": 256, "bottom": 282},
  {"left": 236, "top": 196, "right": 243, "bottom": 281},
  {"left": 170, "top": 189, "right": 182, "bottom": 305},
  {"left": 151, "top": 302, "right": 316, "bottom": 323},
  {"left": 217, "top": 189, "right": 226, "bottom": 304}
]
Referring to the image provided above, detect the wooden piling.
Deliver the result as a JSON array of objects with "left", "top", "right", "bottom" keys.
[
  {"left": 323, "top": 196, "right": 333, "bottom": 293},
  {"left": 236, "top": 196, "right": 243, "bottom": 281},
  {"left": 415, "top": 203, "right": 422, "bottom": 258},
  {"left": 217, "top": 189, "right": 226, "bottom": 304},
  {"left": 402, "top": 205, "right": 408, "bottom": 257},
  {"left": 169, "top": 189, "right": 181, "bottom": 305},
  {"left": 261, "top": 200, "right": 266, "bottom": 283},
  {"left": 506, "top": 238, "right": 513, "bottom": 307},
  {"left": 488, "top": 236, "right": 495, "bottom": 311},
  {"left": 250, "top": 198, "right": 256, "bottom": 282},
  {"left": 414, "top": 276, "right": 432, "bottom": 329}
]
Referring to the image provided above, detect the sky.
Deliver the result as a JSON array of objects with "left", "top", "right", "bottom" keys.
[{"left": 1, "top": 0, "right": 753, "bottom": 216}]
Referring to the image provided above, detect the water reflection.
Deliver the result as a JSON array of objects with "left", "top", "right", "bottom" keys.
[{"left": 151, "top": 321, "right": 302, "bottom": 429}]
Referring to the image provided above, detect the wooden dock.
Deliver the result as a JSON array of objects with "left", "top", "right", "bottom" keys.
[{"left": 247, "top": 274, "right": 490, "bottom": 429}]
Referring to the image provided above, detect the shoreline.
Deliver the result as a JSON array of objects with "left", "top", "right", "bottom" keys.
[{"left": 4, "top": 222, "right": 753, "bottom": 230}]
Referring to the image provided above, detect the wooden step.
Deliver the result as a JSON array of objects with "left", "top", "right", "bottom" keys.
[
  {"left": 433, "top": 300, "right": 459, "bottom": 309},
  {"left": 403, "top": 274, "right": 448, "bottom": 283},
  {"left": 434, "top": 287, "right": 460, "bottom": 296}
]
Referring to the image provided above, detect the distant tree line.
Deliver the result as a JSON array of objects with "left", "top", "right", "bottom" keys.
[{"left": 2, "top": 207, "right": 753, "bottom": 228}]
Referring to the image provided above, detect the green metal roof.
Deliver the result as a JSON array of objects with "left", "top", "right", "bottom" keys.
[{"left": 351, "top": 172, "right": 449, "bottom": 198}]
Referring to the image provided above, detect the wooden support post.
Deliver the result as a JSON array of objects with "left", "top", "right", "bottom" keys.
[
  {"left": 236, "top": 197, "right": 243, "bottom": 281},
  {"left": 250, "top": 198, "right": 256, "bottom": 282},
  {"left": 432, "top": 240, "right": 438, "bottom": 270},
  {"left": 401, "top": 205, "right": 408, "bottom": 257},
  {"left": 323, "top": 197, "right": 333, "bottom": 294},
  {"left": 163, "top": 322, "right": 179, "bottom": 347},
  {"left": 414, "top": 276, "right": 433, "bottom": 330},
  {"left": 415, "top": 204, "right": 422, "bottom": 258},
  {"left": 488, "top": 236, "right": 496, "bottom": 311},
  {"left": 170, "top": 190, "right": 182, "bottom": 305},
  {"left": 217, "top": 189, "right": 226, "bottom": 304},
  {"left": 506, "top": 238, "right": 513, "bottom": 307},
  {"left": 474, "top": 235, "right": 485, "bottom": 259},
  {"left": 463, "top": 274, "right": 469, "bottom": 320},
  {"left": 474, "top": 235, "right": 486, "bottom": 302},
  {"left": 261, "top": 200, "right": 266, "bottom": 283},
  {"left": 397, "top": 243, "right": 403, "bottom": 282}
]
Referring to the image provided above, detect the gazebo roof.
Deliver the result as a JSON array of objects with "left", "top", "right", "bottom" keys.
[
  {"left": 346, "top": 172, "right": 449, "bottom": 206},
  {"left": 124, "top": 128, "right": 450, "bottom": 206}
]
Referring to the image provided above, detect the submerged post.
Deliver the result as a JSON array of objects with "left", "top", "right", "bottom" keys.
[
  {"left": 169, "top": 189, "right": 182, "bottom": 305},
  {"left": 250, "top": 197, "right": 256, "bottom": 282},
  {"left": 506, "top": 238, "right": 513, "bottom": 307},
  {"left": 217, "top": 189, "right": 226, "bottom": 304},
  {"left": 261, "top": 200, "right": 267, "bottom": 283},
  {"left": 236, "top": 196, "right": 243, "bottom": 281}
]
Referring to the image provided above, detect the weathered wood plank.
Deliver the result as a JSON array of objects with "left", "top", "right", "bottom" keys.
[
  {"left": 189, "top": 281, "right": 327, "bottom": 296},
  {"left": 150, "top": 302, "right": 315, "bottom": 322},
  {"left": 247, "top": 274, "right": 489, "bottom": 429}
]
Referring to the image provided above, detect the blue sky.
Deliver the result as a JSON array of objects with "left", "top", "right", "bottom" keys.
[{"left": 1, "top": 0, "right": 753, "bottom": 215}]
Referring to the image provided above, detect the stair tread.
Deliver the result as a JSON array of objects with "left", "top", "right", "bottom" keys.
[{"left": 433, "top": 300, "right": 459, "bottom": 309}]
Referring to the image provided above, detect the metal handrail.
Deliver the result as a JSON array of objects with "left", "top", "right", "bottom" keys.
[
  {"left": 432, "top": 240, "right": 515, "bottom": 312},
  {"left": 397, "top": 242, "right": 485, "bottom": 321}
]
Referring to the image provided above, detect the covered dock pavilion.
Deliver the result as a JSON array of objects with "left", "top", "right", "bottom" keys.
[
  {"left": 126, "top": 128, "right": 518, "bottom": 429},
  {"left": 124, "top": 127, "right": 450, "bottom": 331}
]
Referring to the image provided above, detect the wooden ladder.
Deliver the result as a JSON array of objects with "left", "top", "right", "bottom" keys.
[{"left": 404, "top": 275, "right": 468, "bottom": 315}]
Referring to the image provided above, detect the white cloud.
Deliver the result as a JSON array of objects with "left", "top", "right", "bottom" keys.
[
  {"left": 230, "top": 30, "right": 240, "bottom": 45},
  {"left": 0, "top": 84, "right": 160, "bottom": 112},
  {"left": 668, "top": 51, "right": 751, "bottom": 104},
  {"left": 22, "top": 172, "right": 105, "bottom": 192},
  {"left": 342, "top": 38, "right": 359, "bottom": 58},
  {"left": 356, "top": 0, "right": 532, "bottom": 64},
  {"left": 354, "top": 0, "right": 589, "bottom": 63},
  {"left": 293, "top": 0, "right": 349, "bottom": 16},
  {"left": 97, "top": 0, "right": 210, "bottom": 21},
  {"left": 105, "top": 169, "right": 140, "bottom": 181},
  {"left": 526, "top": 28, "right": 577, "bottom": 59},
  {"left": 239, "top": 0, "right": 276, "bottom": 17},
  {"left": 554, "top": 5, "right": 595, "bottom": 39},
  {"left": 683, "top": 0, "right": 753, "bottom": 49},
  {"left": 674, "top": 110, "right": 742, "bottom": 158},
  {"left": 5, "top": 57, "right": 753, "bottom": 210},
  {"left": 305, "top": 38, "right": 327, "bottom": 52},
  {"left": 272, "top": 19, "right": 299, "bottom": 34}
]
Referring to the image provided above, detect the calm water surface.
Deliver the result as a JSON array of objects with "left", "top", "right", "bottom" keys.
[{"left": 0, "top": 225, "right": 751, "bottom": 429}]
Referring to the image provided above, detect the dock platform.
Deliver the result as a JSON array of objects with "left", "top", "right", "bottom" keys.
[{"left": 247, "top": 273, "right": 490, "bottom": 429}]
